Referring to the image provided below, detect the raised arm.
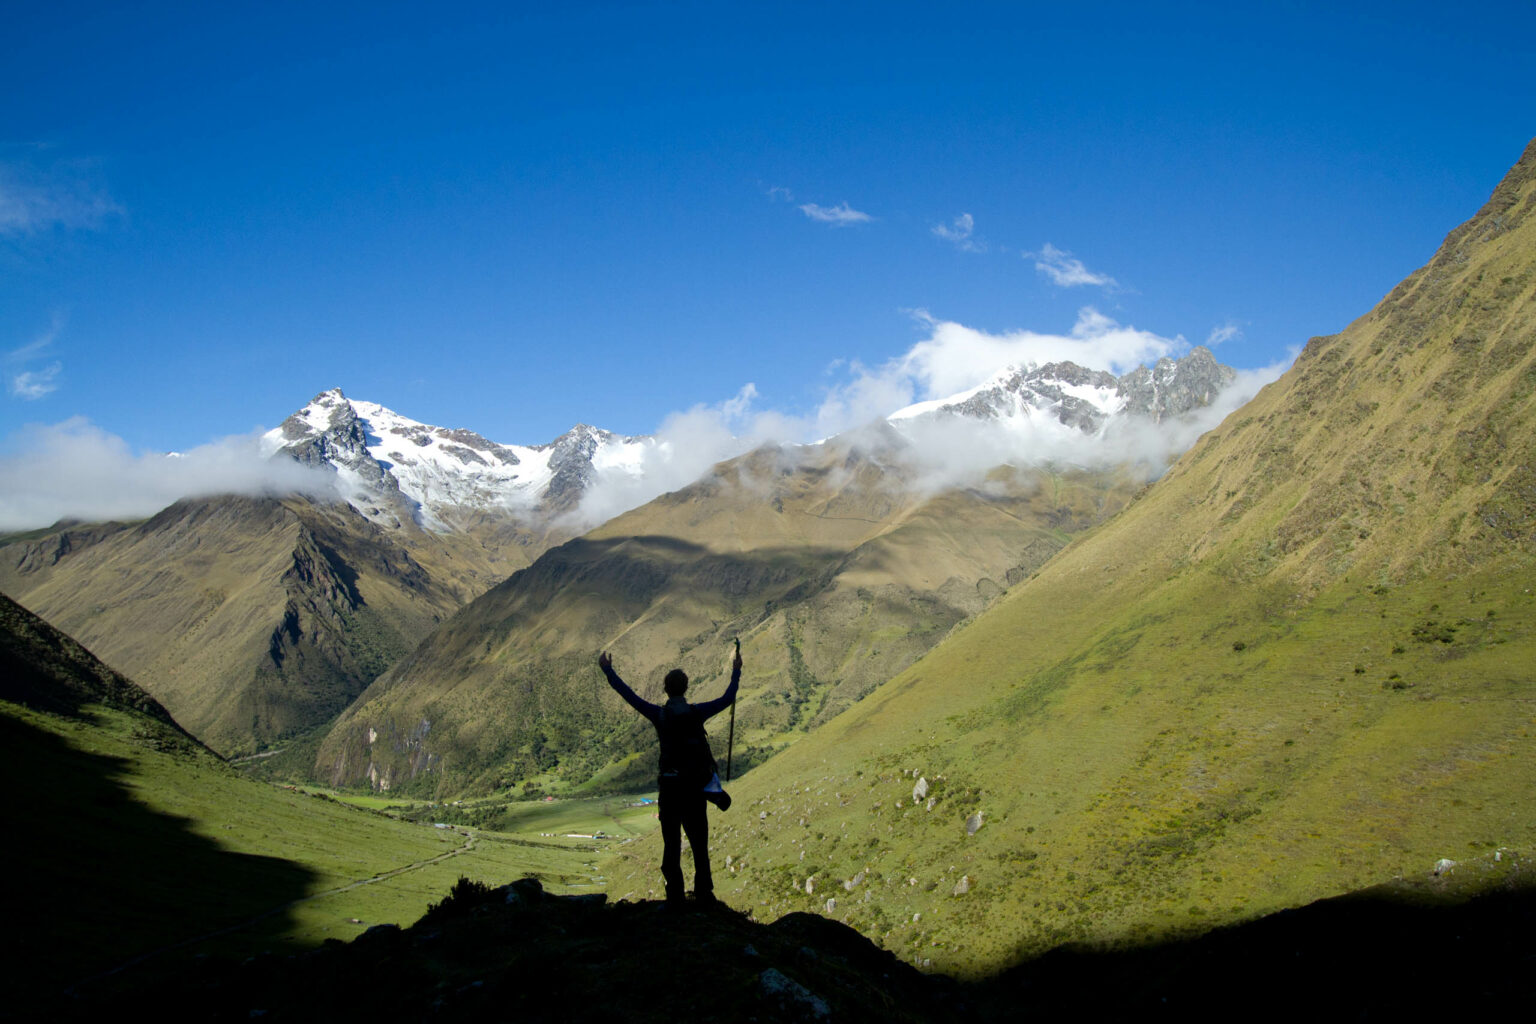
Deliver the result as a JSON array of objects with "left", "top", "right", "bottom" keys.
[
  {"left": 693, "top": 646, "right": 742, "bottom": 719},
  {"left": 599, "top": 652, "right": 660, "bottom": 722}
]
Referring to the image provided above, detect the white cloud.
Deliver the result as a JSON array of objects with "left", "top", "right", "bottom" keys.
[
  {"left": 837, "top": 307, "right": 1184, "bottom": 417},
  {"left": 1032, "top": 243, "right": 1117, "bottom": 288},
  {"left": 803, "top": 310, "right": 1286, "bottom": 494},
  {"left": 0, "top": 312, "right": 1292, "bottom": 538},
  {"left": 567, "top": 309, "right": 1289, "bottom": 527},
  {"left": 1206, "top": 322, "right": 1242, "bottom": 346},
  {"left": 0, "top": 419, "right": 340, "bottom": 531},
  {"left": 7, "top": 322, "right": 61, "bottom": 364},
  {"left": 10, "top": 363, "right": 62, "bottom": 400},
  {"left": 932, "top": 212, "right": 984, "bottom": 252},
  {"left": 872, "top": 355, "right": 1287, "bottom": 494},
  {"left": 798, "top": 201, "right": 873, "bottom": 226},
  {"left": 0, "top": 158, "right": 122, "bottom": 236},
  {"left": 570, "top": 383, "right": 813, "bottom": 529},
  {"left": 7, "top": 314, "right": 66, "bottom": 400},
  {"left": 813, "top": 355, "right": 919, "bottom": 439},
  {"left": 720, "top": 381, "right": 758, "bottom": 420},
  {"left": 766, "top": 185, "right": 795, "bottom": 202}
]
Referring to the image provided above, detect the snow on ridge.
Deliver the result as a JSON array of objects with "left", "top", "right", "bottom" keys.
[
  {"left": 888, "top": 362, "right": 1033, "bottom": 421},
  {"left": 267, "top": 348, "right": 1234, "bottom": 533},
  {"left": 888, "top": 380, "right": 989, "bottom": 421},
  {"left": 1057, "top": 381, "right": 1125, "bottom": 416},
  {"left": 266, "top": 389, "right": 652, "bottom": 529}
]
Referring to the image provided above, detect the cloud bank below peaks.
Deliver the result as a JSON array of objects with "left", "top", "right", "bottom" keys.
[
  {"left": 0, "top": 418, "right": 339, "bottom": 531},
  {"left": 873, "top": 359, "right": 1285, "bottom": 497},
  {"left": 815, "top": 307, "right": 1183, "bottom": 433},
  {"left": 571, "top": 309, "right": 1288, "bottom": 526},
  {"left": 570, "top": 383, "right": 809, "bottom": 529}
]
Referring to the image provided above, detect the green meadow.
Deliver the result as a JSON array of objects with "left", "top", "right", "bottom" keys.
[{"left": 5, "top": 699, "right": 658, "bottom": 995}]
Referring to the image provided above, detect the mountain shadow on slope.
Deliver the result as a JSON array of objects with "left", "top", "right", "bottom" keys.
[
  {"left": 0, "top": 596, "right": 316, "bottom": 1011},
  {"left": 0, "top": 592, "right": 186, "bottom": 728},
  {"left": 0, "top": 712, "right": 318, "bottom": 1011}
]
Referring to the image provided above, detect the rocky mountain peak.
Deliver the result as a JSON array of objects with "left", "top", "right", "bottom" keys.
[
  {"left": 539, "top": 423, "right": 617, "bottom": 512},
  {"left": 1030, "top": 360, "right": 1121, "bottom": 390},
  {"left": 1117, "top": 345, "right": 1235, "bottom": 422},
  {"left": 261, "top": 345, "right": 1241, "bottom": 534},
  {"left": 274, "top": 389, "right": 393, "bottom": 491},
  {"left": 263, "top": 397, "right": 650, "bottom": 530},
  {"left": 543, "top": 422, "right": 607, "bottom": 453},
  {"left": 899, "top": 347, "right": 1239, "bottom": 436}
]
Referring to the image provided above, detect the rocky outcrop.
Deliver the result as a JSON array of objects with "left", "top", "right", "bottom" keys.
[
  {"left": 70, "top": 868, "right": 1536, "bottom": 1020},
  {"left": 537, "top": 423, "right": 609, "bottom": 512},
  {"left": 1118, "top": 345, "right": 1237, "bottom": 422}
]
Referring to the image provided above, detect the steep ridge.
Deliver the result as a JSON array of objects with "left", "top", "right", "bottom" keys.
[
  {"left": 0, "top": 495, "right": 467, "bottom": 754},
  {"left": 603, "top": 138, "right": 1536, "bottom": 974},
  {"left": 0, "top": 591, "right": 191, "bottom": 731},
  {"left": 0, "top": 594, "right": 313, "bottom": 996}
]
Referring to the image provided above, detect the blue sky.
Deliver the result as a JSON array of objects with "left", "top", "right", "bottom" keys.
[{"left": 3, "top": 1, "right": 1534, "bottom": 522}]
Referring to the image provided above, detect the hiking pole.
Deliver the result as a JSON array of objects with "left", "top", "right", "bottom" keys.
[{"left": 726, "top": 637, "right": 739, "bottom": 782}]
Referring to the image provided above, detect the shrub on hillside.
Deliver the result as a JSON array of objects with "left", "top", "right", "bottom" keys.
[{"left": 420, "top": 876, "right": 497, "bottom": 925}]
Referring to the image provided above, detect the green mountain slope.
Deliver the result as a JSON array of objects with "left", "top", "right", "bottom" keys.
[
  {"left": 1, "top": 592, "right": 314, "bottom": 992},
  {"left": 0, "top": 594, "right": 605, "bottom": 1005},
  {"left": 0, "top": 495, "right": 476, "bottom": 755},
  {"left": 317, "top": 440, "right": 1143, "bottom": 795},
  {"left": 602, "top": 138, "right": 1536, "bottom": 974}
]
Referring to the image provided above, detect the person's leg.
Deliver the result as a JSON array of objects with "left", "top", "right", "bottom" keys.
[
  {"left": 680, "top": 795, "right": 713, "bottom": 897},
  {"left": 658, "top": 787, "right": 685, "bottom": 903}
]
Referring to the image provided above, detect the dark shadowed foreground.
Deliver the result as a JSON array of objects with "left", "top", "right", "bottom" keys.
[{"left": 62, "top": 873, "right": 1534, "bottom": 1022}]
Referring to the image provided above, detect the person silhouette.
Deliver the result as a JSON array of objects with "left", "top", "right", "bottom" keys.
[{"left": 599, "top": 646, "right": 740, "bottom": 907}]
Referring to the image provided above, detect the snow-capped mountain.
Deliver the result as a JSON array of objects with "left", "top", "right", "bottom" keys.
[
  {"left": 262, "top": 389, "right": 650, "bottom": 529},
  {"left": 266, "top": 348, "right": 1239, "bottom": 532},
  {"left": 889, "top": 345, "right": 1237, "bottom": 434}
]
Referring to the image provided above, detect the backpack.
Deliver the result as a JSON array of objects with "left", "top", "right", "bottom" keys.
[{"left": 657, "top": 700, "right": 719, "bottom": 785}]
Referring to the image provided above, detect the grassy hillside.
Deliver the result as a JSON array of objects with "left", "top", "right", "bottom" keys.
[
  {"left": 601, "top": 137, "right": 1536, "bottom": 975},
  {"left": 14, "top": 575, "right": 1528, "bottom": 1017},
  {"left": 0, "top": 595, "right": 624, "bottom": 1004},
  {"left": 0, "top": 495, "right": 483, "bottom": 755},
  {"left": 316, "top": 439, "right": 1143, "bottom": 796}
]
